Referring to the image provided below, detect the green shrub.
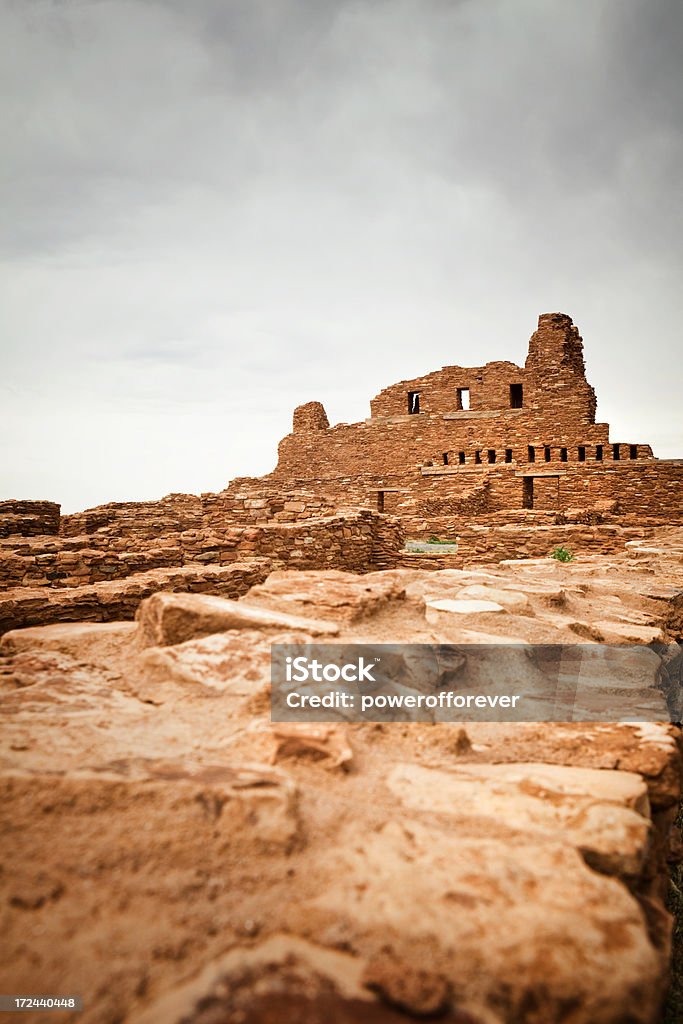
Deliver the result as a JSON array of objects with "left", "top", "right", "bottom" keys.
[{"left": 550, "top": 545, "right": 574, "bottom": 562}]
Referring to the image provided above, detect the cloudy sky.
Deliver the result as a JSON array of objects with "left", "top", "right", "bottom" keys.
[{"left": 1, "top": 0, "right": 681, "bottom": 513}]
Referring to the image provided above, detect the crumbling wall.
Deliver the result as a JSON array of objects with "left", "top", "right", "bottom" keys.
[
  {"left": 61, "top": 494, "right": 204, "bottom": 537},
  {"left": 262, "top": 313, "right": 673, "bottom": 523},
  {"left": 0, "top": 561, "right": 271, "bottom": 634},
  {"left": 0, "top": 512, "right": 405, "bottom": 590},
  {"left": 0, "top": 500, "right": 60, "bottom": 538},
  {"left": 456, "top": 523, "right": 646, "bottom": 564}
]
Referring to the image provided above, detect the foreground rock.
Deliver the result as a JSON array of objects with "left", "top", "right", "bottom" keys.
[
  {"left": 135, "top": 591, "right": 340, "bottom": 647},
  {"left": 0, "top": 539, "right": 682, "bottom": 1023}
]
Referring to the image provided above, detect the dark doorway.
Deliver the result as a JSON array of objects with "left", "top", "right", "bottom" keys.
[
  {"left": 505, "top": 448, "right": 513, "bottom": 463},
  {"left": 510, "top": 383, "right": 523, "bottom": 408},
  {"left": 595, "top": 445, "right": 603, "bottom": 461},
  {"left": 528, "top": 445, "right": 536, "bottom": 463},
  {"left": 458, "top": 451, "right": 466, "bottom": 464},
  {"left": 522, "top": 477, "right": 534, "bottom": 509},
  {"left": 377, "top": 491, "right": 385, "bottom": 512},
  {"left": 442, "top": 452, "right": 449, "bottom": 465}
]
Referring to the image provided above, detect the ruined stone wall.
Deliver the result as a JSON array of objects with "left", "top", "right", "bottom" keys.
[
  {"left": 0, "top": 561, "right": 271, "bottom": 634},
  {"left": 0, "top": 512, "right": 405, "bottom": 590},
  {"left": 261, "top": 313, "right": 670, "bottom": 523},
  {"left": 61, "top": 493, "right": 204, "bottom": 537},
  {"left": 0, "top": 500, "right": 60, "bottom": 538},
  {"left": 225, "top": 458, "right": 683, "bottom": 539},
  {"left": 456, "top": 523, "right": 646, "bottom": 564}
]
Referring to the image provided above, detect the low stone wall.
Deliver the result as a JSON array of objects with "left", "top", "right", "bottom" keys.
[
  {"left": 0, "top": 500, "right": 60, "bottom": 538},
  {"left": 60, "top": 493, "right": 204, "bottom": 538},
  {"left": 0, "top": 512, "right": 405, "bottom": 590},
  {"left": 0, "top": 561, "right": 270, "bottom": 634},
  {"left": 457, "top": 523, "right": 646, "bottom": 564}
]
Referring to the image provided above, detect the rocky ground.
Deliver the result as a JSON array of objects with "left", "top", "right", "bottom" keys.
[{"left": 1, "top": 531, "right": 683, "bottom": 1024}]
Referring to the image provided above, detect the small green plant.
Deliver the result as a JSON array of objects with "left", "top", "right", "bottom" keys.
[
  {"left": 428, "top": 535, "right": 457, "bottom": 545},
  {"left": 550, "top": 545, "right": 574, "bottom": 562}
]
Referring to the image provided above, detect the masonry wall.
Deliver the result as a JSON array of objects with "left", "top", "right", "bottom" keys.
[
  {"left": 0, "top": 501, "right": 60, "bottom": 538},
  {"left": 254, "top": 313, "right": 675, "bottom": 525},
  {"left": 0, "top": 561, "right": 271, "bottom": 634},
  {"left": 0, "top": 512, "right": 405, "bottom": 590}
]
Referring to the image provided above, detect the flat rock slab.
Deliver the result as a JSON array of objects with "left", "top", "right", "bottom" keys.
[
  {"left": 592, "top": 621, "right": 665, "bottom": 643},
  {"left": 300, "top": 819, "right": 663, "bottom": 1023},
  {"left": 457, "top": 584, "right": 532, "bottom": 612},
  {"left": 0, "top": 621, "right": 136, "bottom": 659},
  {"left": 135, "top": 591, "right": 339, "bottom": 648},
  {"left": 386, "top": 761, "right": 651, "bottom": 877},
  {"left": 244, "top": 569, "right": 406, "bottom": 623},
  {"left": 426, "top": 598, "right": 505, "bottom": 615}
]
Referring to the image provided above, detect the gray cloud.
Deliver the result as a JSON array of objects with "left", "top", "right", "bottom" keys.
[{"left": 1, "top": 0, "right": 681, "bottom": 511}]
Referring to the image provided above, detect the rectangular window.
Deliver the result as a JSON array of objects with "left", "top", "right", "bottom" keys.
[
  {"left": 544, "top": 446, "right": 551, "bottom": 462},
  {"left": 408, "top": 391, "right": 420, "bottom": 414},
  {"left": 578, "top": 446, "right": 586, "bottom": 461},
  {"left": 613, "top": 444, "right": 620, "bottom": 460},
  {"left": 474, "top": 450, "right": 482, "bottom": 464},
  {"left": 528, "top": 445, "right": 536, "bottom": 463},
  {"left": 522, "top": 477, "right": 534, "bottom": 509},
  {"left": 509, "top": 383, "right": 523, "bottom": 408},
  {"left": 488, "top": 449, "right": 496, "bottom": 463},
  {"left": 377, "top": 491, "right": 385, "bottom": 512},
  {"left": 560, "top": 447, "right": 568, "bottom": 462},
  {"left": 456, "top": 387, "right": 470, "bottom": 410},
  {"left": 442, "top": 452, "right": 449, "bottom": 465},
  {"left": 458, "top": 451, "right": 466, "bottom": 464},
  {"left": 629, "top": 445, "right": 637, "bottom": 460},
  {"left": 505, "top": 448, "right": 513, "bottom": 463},
  {"left": 595, "top": 444, "right": 603, "bottom": 461}
]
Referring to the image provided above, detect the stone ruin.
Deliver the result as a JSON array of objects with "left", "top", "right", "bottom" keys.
[
  {"left": 1, "top": 313, "right": 683, "bottom": 1023},
  {"left": 1, "top": 312, "right": 681, "bottom": 634},
  {"left": 241, "top": 311, "right": 682, "bottom": 530}
]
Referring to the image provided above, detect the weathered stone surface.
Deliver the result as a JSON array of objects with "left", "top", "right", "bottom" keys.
[
  {"left": 0, "top": 355, "right": 682, "bottom": 1024},
  {"left": 135, "top": 591, "right": 339, "bottom": 648},
  {"left": 295, "top": 819, "right": 664, "bottom": 1024},
  {"left": 245, "top": 569, "right": 407, "bottom": 623},
  {"left": 1, "top": 546, "right": 681, "bottom": 1022},
  {"left": 457, "top": 583, "right": 532, "bottom": 612},
  {"left": 386, "top": 761, "right": 651, "bottom": 876}
]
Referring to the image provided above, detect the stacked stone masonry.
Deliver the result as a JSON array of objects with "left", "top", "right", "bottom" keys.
[
  {"left": 0, "top": 512, "right": 403, "bottom": 589},
  {"left": 1, "top": 312, "right": 680, "bottom": 632},
  {"left": 0, "top": 500, "right": 60, "bottom": 538},
  {"left": 225, "top": 313, "right": 681, "bottom": 534}
]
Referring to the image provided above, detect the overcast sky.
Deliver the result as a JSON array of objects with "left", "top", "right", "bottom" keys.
[{"left": 1, "top": 0, "right": 681, "bottom": 513}]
